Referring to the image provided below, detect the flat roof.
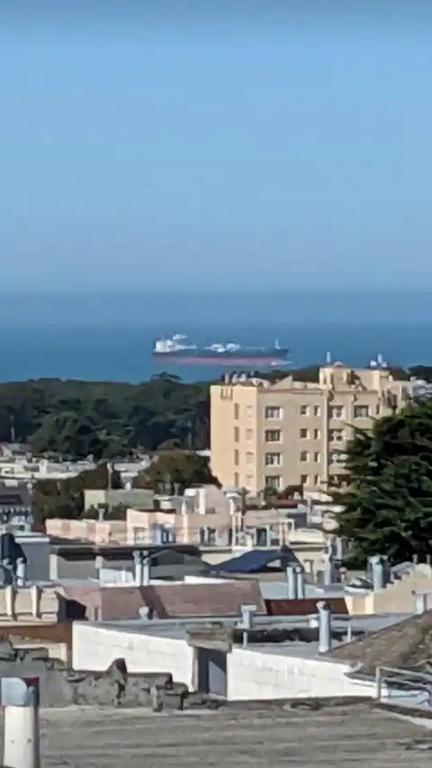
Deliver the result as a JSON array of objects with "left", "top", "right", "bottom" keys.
[
  {"left": 23, "top": 703, "right": 431, "bottom": 767},
  {"left": 85, "top": 612, "right": 410, "bottom": 653}
]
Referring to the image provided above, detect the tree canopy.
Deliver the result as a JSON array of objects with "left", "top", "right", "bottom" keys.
[
  {"left": 336, "top": 399, "right": 432, "bottom": 564},
  {"left": 0, "top": 375, "right": 209, "bottom": 459},
  {"left": 34, "top": 462, "right": 122, "bottom": 525},
  {"left": 133, "top": 450, "right": 219, "bottom": 494}
]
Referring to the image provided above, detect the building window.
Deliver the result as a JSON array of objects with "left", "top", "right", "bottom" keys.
[
  {"left": 200, "top": 527, "right": 217, "bottom": 546},
  {"left": 329, "top": 429, "right": 344, "bottom": 442},
  {"left": 246, "top": 451, "right": 254, "bottom": 464},
  {"left": 314, "top": 474, "right": 320, "bottom": 485},
  {"left": 265, "top": 476, "right": 281, "bottom": 491},
  {"left": 314, "top": 405, "right": 321, "bottom": 416},
  {"left": 234, "top": 426, "right": 240, "bottom": 442},
  {"left": 265, "top": 429, "right": 281, "bottom": 442},
  {"left": 375, "top": 404, "right": 381, "bottom": 416},
  {"left": 246, "top": 473, "right": 254, "bottom": 485},
  {"left": 246, "top": 428, "right": 254, "bottom": 440},
  {"left": 234, "top": 403, "right": 240, "bottom": 419},
  {"left": 300, "top": 428, "right": 309, "bottom": 439},
  {"left": 300, "top": 404, "right": 310, "bottom": 416},
  {"left": 234, "top": 472, "right": 240, "bottom": 486},
  {"left": 314, "top": 451, "right": 320, "bottom": 462},
  {"left": 234, "top": 449, "right": 239, "bottom": 466},
  {"left": 300, "top": 474, "right": 309, "bottom": 485},
  {"left": 265, "top": 406, "right": 282, "bottom": 419},
  {"left": 246, "top": 405, "right": 253, "bottom": 418},
  {"left": 313, "top": 428, "right": 321, "bottom": 439},
  {"left": 300, "top": 450, "right": 309, "bottom": 462},
  {"left": 354, "top": 405, "right": 369, "bottom": 418},
  {"left": 265, "top": 452, "right": 281, "bottom": 467},
  {"left": 221, "top": 387, "right": 233, "bottom": 400},
  {"left": 329, "top": 405, "right": 344, "bottom": 419}
]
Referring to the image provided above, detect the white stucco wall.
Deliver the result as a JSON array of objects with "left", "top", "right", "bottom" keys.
[
  {"left": 227, "top": 647, "right": 376, "bottom": 701},
  {"left": 72, "top": 624, "right": 195, "bottom": 689},
  {"left": 73, "top": 624, "right": 378, "bottom": 702}
]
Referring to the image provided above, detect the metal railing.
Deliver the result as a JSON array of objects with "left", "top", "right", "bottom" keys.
[{"left": 375, "top": 665, "right": 432, "bottom": 707}]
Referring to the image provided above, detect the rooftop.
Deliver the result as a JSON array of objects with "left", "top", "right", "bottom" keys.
[
  {"left": 19, "top": 703, "right": 432, "bottom": 767},
  {"left": 331, "top": 609, "right": 432, "bottom": 674}
]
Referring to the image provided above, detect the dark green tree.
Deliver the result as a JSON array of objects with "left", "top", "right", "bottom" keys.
[
  {"left": 336, "top": 400, "right": 432, "bottom": 564},
  {"left": 33, "top": 462, "right": 122, "bottom": 525},
  {"left": 133, "top": 450, "right": 219, "bottom": 493}
]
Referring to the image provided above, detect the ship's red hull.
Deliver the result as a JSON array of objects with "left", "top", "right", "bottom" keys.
[{"left": 153, "top": 354, "right": 287, "bottom": 366}]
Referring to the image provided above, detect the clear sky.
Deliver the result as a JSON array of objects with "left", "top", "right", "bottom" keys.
[{"left": 1, "top": 1, "right": 432, "bottom": 294}]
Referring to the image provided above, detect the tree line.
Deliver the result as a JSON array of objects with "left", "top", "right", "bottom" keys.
[{"left": 0, "top": 374, "right": 210, "bottom": 459}]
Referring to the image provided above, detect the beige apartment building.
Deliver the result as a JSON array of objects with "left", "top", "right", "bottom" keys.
[{"left": 210, "top": 363, "right": 412, "bottom": 495}]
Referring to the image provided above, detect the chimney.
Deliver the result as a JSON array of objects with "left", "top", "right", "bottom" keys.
[
  {"left": 295, "top": 564, "right": 305, "bottom": 599},
  {"left": 142, "top": 556, "right": 151, "bottom": 586},
  {"left": 317, "top": 600, "right": 332, "bottom": 653},
  {"left": 413, "top": 590, "right": 427, "bottom": 615},
  {"left": 2, "top": 676, "right": 40, "bottom": 768},
  {"left": 335, "top": 537, "right": 344, "bottom": 561},
  {"left": 16, "top": 558, "right": 26, "bottom": 588},
  {"left": 239, "top": 603, "right": 256, "bottom": 631},
  {"left": 323, "top": 551, "right": 334, "bottom": 587},
  {"left": 286, "top": 564, "right": 297, "bottom": 599},
  {"left": 369, "top": 555, "right": 384, "bottom": 591},
  {"left": 238, "top": 603, "right": 256, "bottom": 648},
  {"left": 133, "top": 550, "right": 143, "bottom": 586}
]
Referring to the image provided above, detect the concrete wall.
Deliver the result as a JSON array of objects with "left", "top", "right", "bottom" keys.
[
  {"left": 46, "top": 518, "right": 127, "bottom": 544},
  {"left": 73, "top": 623, "right": 378, "bottom": 702},
  {"left": 84, "top": 488, "right": 154, "bottom": 512},
  {"left": 344, "top": 565, "right": 432, "bottom": 615},
  {"left": 72, "top": 623, "right": 195, "bottom": 689},
  {"left": 126, "top": 507, "right": 232, "bottom": 546},
  {"left": 226, "top": 648, "right": 376, "bottom": 701},
  {"left": 0, "top": 585, "right": 62, "bottom": 623}
]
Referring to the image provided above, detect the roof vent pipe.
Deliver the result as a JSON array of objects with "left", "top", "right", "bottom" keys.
[
  {"left": 369, "top": 555, "right": 384, "bottom": 591},
  {"left": 16, "top": 558, "right": 26, "bottom": 588},
  {"left": 142, "top": 556, "right": 151, "bottom": 586},
  {"left": 295, "top": 565, "right": 305, "bottom": 599},
  {"left": 413, "top": 590, "right": 427, "bottom": 615},
  {"left": 323, "top": 552, "right": 334, "bottom": 587},
  {"left": 317, "top": 600, "right": 332, "bottom": 653},
  {"left": 286, "top": 565, "right": 297, "bottom": 599},
  {"left": 133, "top": 551, "right": 143, "bottom": 586},
  {"left": 239, "top": 604, "right": 256, "bottom": 631}
]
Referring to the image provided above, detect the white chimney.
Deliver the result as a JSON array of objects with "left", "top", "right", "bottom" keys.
[
  {"left": 142, "top": 556, "right": 151, "bottom": 586},
  {"left": 317, "top": 600, "right": 332, "bottom": 653},
  {"left": 133, "top": 550, "right": 143, "bottom": 586},
  {"left": 295, "top": 564, "right": 305, "bottom": 599},
  {"left": 369, "top": 555, "right": 384, "bottom": 591},
  {"left": 286, "top": 564, "right": 297, "bottom": 599},
  {"left": 16, "top": 558, "right": 26, "bottom": 588},
  {"left": 413, "top": 590, "right": 427, "bottom": 615}
]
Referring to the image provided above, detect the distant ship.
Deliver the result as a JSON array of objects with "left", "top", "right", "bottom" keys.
[{"left": 152, "top": 335, "right": 289, "bottom": 366}]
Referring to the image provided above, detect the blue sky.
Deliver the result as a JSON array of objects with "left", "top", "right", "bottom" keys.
[{"left": 1, "top": 1, "right": 432, "bottom": 294}]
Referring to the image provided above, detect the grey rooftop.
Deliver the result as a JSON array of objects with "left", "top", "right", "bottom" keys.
[{"left": 12, "top": 702, "right": 432, "bottom": 768}]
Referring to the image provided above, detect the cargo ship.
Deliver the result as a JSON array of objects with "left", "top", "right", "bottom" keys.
[{"left": 152, "top": 334, "right": 289, "bottom": 366}]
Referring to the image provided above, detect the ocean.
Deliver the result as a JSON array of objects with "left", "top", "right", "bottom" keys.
[
  {"left": 1, "top": 320, "right": 432, "bottom": 383},
  {"left": 1, "top": 290, "right": 432, "bottom": 383}
]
